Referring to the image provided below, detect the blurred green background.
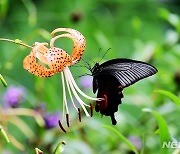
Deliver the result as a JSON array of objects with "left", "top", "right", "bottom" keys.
[{"left": 0, "top": 0, "right": 180, "bottom": 154}]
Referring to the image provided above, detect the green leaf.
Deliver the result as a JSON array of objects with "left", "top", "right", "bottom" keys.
[
  {"left": 155, "top": 90, "right": 180, "bottom": 106},
  {"left": 102, "top": 125, "right": 139, "bottom": 154},
  {"left": 142, "top": 108, "right": 170, "bottom": 154},
  {"left": 0, "top": 125, "right": 10, "bottom": 143},
  {"left": 158, "top": 8, "right": 170, "bottom": 20},
  {"left": 155, "top": 129, "right": 160, "bottom": 135},
  {"left": 0, "top": 74, "right": 7, "bottom": 87}
]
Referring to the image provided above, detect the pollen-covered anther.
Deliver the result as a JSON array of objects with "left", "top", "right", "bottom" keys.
[
  {"left": 66, "top": 113, "right": 70, "bottom": 127},
  {"left": 78, "top": 108, "right": 82, "bottom": 122},
  {"left": 58, "top": 120, "right": 67, "bottom": 133}
]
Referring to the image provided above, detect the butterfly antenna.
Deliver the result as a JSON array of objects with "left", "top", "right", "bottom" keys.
[
  {"left": 87, "top": 57, "right": 96, "bottom": 65},
  {"left": 98, "top": 48, "right": 102, "bottom": 58},
  {"left": 98, "top": 48, "right": 111, "bottom": 63},
  {"left": 81, "top": 58, "right": 91, "bottom": 70}
]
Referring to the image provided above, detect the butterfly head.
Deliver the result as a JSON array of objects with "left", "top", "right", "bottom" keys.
[{"left": 91, "top": 62, "right": 100, "bottom": 76}]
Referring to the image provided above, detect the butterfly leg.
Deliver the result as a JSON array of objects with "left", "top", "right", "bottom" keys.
[{"left": 110, "top": 114, "right": 117, "bottom": 125}]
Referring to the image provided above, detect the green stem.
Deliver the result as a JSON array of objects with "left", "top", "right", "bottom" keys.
[
  {"left": 54, "top": 141, "right": 66, "bottom": 154},
  {"left": 0, "top": 125, "right": 10, "bottom": 143},
  {"left": 21, "top": 0, "right": 37, "bottom": 27},
  {"left": 0, "top": 38, "right": 33, "bottom": 49},
  {"left": 0, "top": 38, "right": 33, "bottom": 72},
  {"left": 0, "top": 74, "right": 7, "bottom": 87}
]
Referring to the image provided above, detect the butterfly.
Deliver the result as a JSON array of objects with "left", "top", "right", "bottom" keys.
[{"left": 90, "top": 58, "right": 158, "bottom": 125}]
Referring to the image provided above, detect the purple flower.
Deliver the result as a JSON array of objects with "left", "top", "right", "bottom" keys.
[
  {"left": 3, "top": 86, "right": 25, "bottom": 108},
  {"left": 34, "top": 103, "right": 46, "bottom": 115},
  {"left": 43, "top": 112, "right": 60, "bottom": 129},
  {"left": 128, "top": 136, "right": 142, "bottom": 151},
  {"left": 79, "top": 75, "right": 93, "bottom": 89}
]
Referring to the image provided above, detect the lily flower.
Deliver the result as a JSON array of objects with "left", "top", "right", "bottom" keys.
[{"left": 23, "top": 28, "right": 102, "bottom": 132}]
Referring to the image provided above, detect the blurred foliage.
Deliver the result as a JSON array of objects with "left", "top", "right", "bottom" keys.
[{"left": 0, "top": 0, "right": 180, "bottom": 154}]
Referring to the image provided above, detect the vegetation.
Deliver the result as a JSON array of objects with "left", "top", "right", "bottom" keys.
[{"left": 0, "top": 0, "right": 180, "bottom": 153}]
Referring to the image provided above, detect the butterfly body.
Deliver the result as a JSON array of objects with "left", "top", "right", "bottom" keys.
[{"left": 91, "top": 58, "right": 158, "bottom": 125}]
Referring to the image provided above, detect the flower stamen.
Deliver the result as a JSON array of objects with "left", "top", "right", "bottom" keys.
[
  {"left": 63, "top": 68, "right": 90, "bottom": 117},
  {"left": 61, "top": 72, "right": 69, "bottom": 113},
  {"left": 66, "top": 67, "right": 103, "bottom": 102},
  {"left": 78, "top": 108, "right": 82, "bottom": 122},
  {"left": 58, "top": 120, "right": 66, "bottom": 133},
  {"left": 64, "top": 71, "right": 78, "bottom": 112},
  {"left": 66, "top": 113, "right": 70, "bottom": 127}
]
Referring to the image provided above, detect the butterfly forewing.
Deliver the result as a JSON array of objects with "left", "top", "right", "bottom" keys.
[{"left": 99, "top": 58, "right": 158, "bottom": 88}]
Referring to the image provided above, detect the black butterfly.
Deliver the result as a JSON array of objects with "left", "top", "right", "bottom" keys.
[{"left": 90, "top": 58, "right": 158, "bottom": 125}]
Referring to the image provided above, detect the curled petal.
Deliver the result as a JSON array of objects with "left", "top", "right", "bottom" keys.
[
  {"left": 34, "top": 42, "right": 50, "bottom": 65},
  {"left": 50, "top": 28, "right": 86, "bottom": 65},
  {"left": 23, "top": 42, "right": 55, "bottom": 77},
  {"left": 23, "top": 28, "right": 86, "bottom": 77},
  {"left": 23, "top": 42, "right": 73, "bottom": 77}
]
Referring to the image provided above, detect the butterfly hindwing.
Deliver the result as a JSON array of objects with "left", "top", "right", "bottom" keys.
[{"left": 94, "top": 74, "right": 123, "bottom": 125}]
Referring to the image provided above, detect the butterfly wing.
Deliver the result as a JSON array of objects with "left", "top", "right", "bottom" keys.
[
  {"left": 99, "top": 58, "right": 158, "bottom": 88},
  {"left": 94, "top": 74, "right": 124, "bottom": 125},
  {"left": 92, "top": 58, "right": 158, "bottom": 125}
]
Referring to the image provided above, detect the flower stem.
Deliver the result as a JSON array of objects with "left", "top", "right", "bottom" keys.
[
  {"left": 0, "top": 38, "right": 33, "bottom": 49},
  {"left": 3, "top": 108, "right": 45, "bottom": 127},
  {"left": 0, "top": 125, "right": 10, "bottom": 143},
  {"left": 54, "top": 141, "right": 66, "bottom": 154}
]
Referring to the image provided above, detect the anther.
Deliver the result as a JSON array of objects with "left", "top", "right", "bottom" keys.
[
  {"left": 66, "top": 113, "right": 70, "bottom": 127},
  {"left": 90, "top": 102, "right": 94, "bottom": 117},
  {"left": 58, "top": 120, "right": 67, "bottom": 133},
  {"left": 78, "top": 108, "right": 82, "bottom": 122},
  {"left": 62, "top": 141, "right": 66, "bottom": 145}
]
